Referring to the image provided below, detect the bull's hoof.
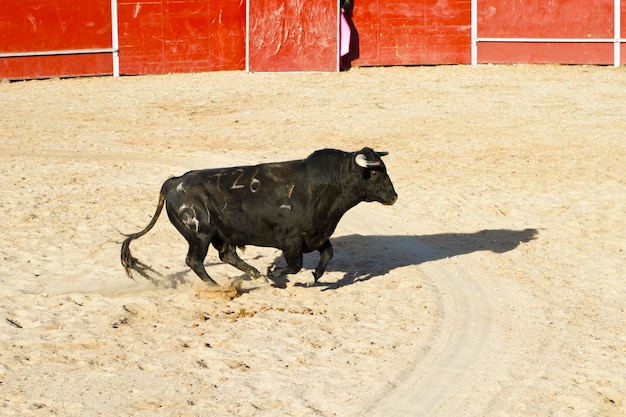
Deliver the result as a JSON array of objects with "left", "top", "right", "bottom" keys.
[{"left": 305, "top": 274, "right": 317, "bottom": 287}]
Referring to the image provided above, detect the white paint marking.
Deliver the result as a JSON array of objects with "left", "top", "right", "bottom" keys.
[
  {"left": 231, "top": 169, "right": 245, "bottom": 189},
  {"left": 179, "top": 204, "right": 199, "bottom": 233},
  {"left": 250, "top": 168, "right": 261, "bottom": 193}
]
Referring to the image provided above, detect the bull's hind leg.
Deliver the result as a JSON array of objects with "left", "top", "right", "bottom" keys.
[
  {"left": 212, "top": 238, "right": 262, "bottom": 279},
  {"left": 185, "top": 235, "right": 218, "bottom": 286},
  {"left": 166, "top": 202, "right": 218, "bottom": 286}
]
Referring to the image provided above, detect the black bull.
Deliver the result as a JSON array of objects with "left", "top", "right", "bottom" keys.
[{"left": 121, "top": 148, "right": 397, "bottom": 286}]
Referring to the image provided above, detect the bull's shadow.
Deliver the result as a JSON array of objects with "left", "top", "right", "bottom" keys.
[{"left": 284, "top": 228, "right": 538, "bottom": 290}]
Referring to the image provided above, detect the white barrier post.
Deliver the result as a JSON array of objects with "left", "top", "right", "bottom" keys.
[{"left": 111, "top": 0, "right": 120, "bottom": 76}]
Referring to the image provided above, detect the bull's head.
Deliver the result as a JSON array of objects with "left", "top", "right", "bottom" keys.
[{"left": 354, "top": 148, "right": 398, "bottom": 205}]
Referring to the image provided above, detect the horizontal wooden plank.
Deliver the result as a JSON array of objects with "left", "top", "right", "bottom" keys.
[
  {"left": 478, "top": 42, "right": 614, "bottom": 65},
  {"left": 0, "top": 54, "right": 113, "bottom": 80}
]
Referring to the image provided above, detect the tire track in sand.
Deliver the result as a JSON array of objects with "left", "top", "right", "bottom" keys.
[
  {"left": 366, "top": 255, "right": 493, "bottom": 416},
  {"left": 335, "top": 206, "right": 502, "bottom": 417}
]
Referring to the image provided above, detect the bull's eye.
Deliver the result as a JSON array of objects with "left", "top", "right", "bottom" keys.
[{"left": 371, "top": 170, "right": 379, "bottom": 177}]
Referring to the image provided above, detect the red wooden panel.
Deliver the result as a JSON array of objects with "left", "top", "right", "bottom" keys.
[
  {"left": 0, "top": 0, "right": 112, "bottom": 52},
  {"left": 479, "top": 0, "right": 614, "bottom": 38},
  {"left": 118, "top": 0, "right": 245, "bottom": 75},
  {"left": 247, "top": 0, "right": 338, "bottom": 72},
  {"left": 0, "top": 0, "right": 113, "bottom": 79},
  {"left": 478, "top": 42, "right": 614, "bottom": 65},
  {"left": 208, "top": 0, "right": 246, "bottom": 70},
  {"left": 347, "top": 1, "right": 378, "bottom": 64},
  {"left": 622, "top": 1, "right": 626, "bottom": 67},
  {"left": 622, "top": 1, "right": 626, "bottom": 39},
  {"left": 0, "top": 54, "right": 113, "bottom": 80},
  {"left": 477, "top": 0, "right": 615, "bottom": 65},
  {"left": 351, "top": 0, "right": 471, "bottom": 66},
  {"left": 118, "top": 2, "right": 165, "bottom": 74},
  {"left": 163, "top": 1, "right": 214, "bottom": 72}
]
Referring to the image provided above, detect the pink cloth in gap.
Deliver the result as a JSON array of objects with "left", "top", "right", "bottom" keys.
[{"left": 340, "top": 13, "right": 351, "bottom": 57}]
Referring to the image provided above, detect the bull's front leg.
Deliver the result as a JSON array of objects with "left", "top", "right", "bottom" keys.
[
  {"left": 267, "top": 249, "right": 303, "bottom": 282},
  {"left": 311, "top": 240, "right": 333, "bottom": 286}
]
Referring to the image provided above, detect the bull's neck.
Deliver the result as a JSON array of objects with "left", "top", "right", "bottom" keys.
[
  {"left": 303, "top": 151, "right": 365, "bottom": 221},
  {"left": 331, "top": 186, "right": 362, "bottom": 214},
  {"left": 314, "top": 174, "right": 364, "bottom": 222}
]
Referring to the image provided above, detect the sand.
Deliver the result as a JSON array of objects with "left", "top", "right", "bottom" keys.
[{"left": 0, "top": 65, "right": 624, "bottom": 416}]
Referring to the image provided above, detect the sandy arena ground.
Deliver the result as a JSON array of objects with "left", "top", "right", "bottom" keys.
[{"left": 0, "top": 65, "right": 624, "bottom": 416}]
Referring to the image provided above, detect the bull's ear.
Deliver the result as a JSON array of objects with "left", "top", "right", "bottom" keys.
[{"left": 376, "top": 151, "right": 389, "bottom": 157}]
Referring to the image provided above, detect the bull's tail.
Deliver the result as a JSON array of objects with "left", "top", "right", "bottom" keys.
[{"left": 121, "top": 178, "right": 174, "bottom": 279}]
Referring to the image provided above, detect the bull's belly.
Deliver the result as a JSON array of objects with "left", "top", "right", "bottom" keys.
[
  {"left": 223, "top": 231, "right": 280, "bottom": 249},
  {"left": 214, "top": 216, "right": 292, "bottom": 249},
  {"left": 215, "top": 221, "right": 330, "bottom": 253}
]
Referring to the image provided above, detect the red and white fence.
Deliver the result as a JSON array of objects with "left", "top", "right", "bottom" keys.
[{"left": 2, "top": 1, "right": 626, "bottom": 80}]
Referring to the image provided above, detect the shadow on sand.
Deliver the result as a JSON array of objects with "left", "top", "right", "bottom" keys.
[{"left": 302, "top": 228, "right": 539, "bottom": 290}]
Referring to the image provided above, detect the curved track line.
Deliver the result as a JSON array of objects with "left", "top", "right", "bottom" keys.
[
  {"left": 358, "top": 236, "right": 494, "bottom": 416},
  {"left": 336, "top": 210, "right": 497, "bottom": 416},
  {"left": 371, "top": 261, "right": 492, "bottom": 416}
]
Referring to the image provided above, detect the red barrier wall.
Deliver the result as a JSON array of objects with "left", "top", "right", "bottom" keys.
[
  {"left": 247, "top": 0, "right": 338, "bottom": 72},
  {"left": 118, "top": 0, "right": 246, "bottom": 74},
  {"left": 351, "top": 0, "right": 472, "bottom": 66},
  {"left": 3, "top": 1, "right": 626, "bottom": 80},
  {"left": 0, "top": 0, "right": 113, "bottom": 79},
  {"left": 477, "top": 0, "right": 616, "bottom": 65}
]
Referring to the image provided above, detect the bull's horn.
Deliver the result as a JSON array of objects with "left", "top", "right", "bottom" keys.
[{"left": 355, "top": 153, "right": 382, "bottom": 168}]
